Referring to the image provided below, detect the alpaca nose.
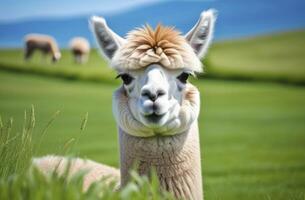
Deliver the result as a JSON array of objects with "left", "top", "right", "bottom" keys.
[{"left": 141, "top": 89, "right": 166, "bottom": 102}]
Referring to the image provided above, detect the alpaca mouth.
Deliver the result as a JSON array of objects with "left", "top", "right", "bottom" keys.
[{"left": 144, "top": 113, "right": 166, "bottom": 123}]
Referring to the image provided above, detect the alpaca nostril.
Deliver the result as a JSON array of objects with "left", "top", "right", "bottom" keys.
[
  {"left": 141, "top": 90, "right": 150, "bottom": 98},
  {"left": 141, "top": 89, "right": 166, "bottom": 102},
  {"left": 156, "top": 90, "right": 166, "bottom": 97}
]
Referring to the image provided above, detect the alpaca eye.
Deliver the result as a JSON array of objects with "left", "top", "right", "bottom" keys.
[
  {"left": 177, "top": 72, "right": 190, "bottom": 84},
  {"left": 116, "top": 73, "right": 134, "bottom": 85}
]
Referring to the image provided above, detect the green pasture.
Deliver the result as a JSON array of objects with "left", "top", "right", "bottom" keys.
[
  {"left": 0, "top": 30, "right": 305, "bottom": 84},
  {"left": 206, "top": 30, "right": 305, "bottom": 84},
  {"left": 0, "top": 70, "right": 305, "bottom": 200},
  {"left": 1, "top": 30, "right": 305, "bottom": 199},
  {"left": 0, "top": 48, "right": 118, "bottom": 84}
]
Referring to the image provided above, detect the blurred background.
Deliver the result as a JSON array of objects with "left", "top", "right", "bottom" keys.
[{"left": 0, "top": 0, "right": 305, "bottom": 199}]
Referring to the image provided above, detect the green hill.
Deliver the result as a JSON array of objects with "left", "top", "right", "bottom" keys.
[
  {"left": 206, "top": 30, "right": 305, "bottom": 84},
  {"left": 0, "top": 30, "right": 305, "bottom": 84},
  {"left": 0, "top": 49, "right": 118, "bottom": 84}
]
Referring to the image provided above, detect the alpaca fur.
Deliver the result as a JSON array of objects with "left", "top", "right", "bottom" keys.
[
  {"left": 33, "top": 155, "right": 119, "bottom": 190},
  {"left": 118, "top": 86, "right": 202, "bottom": 199},
  {"left": 69, "top": 37, "right": 90, "bottom": 64},
  {"left": 24, "top": 34, "right": 61, "bottom": 62},
  {"left": 112, "top": 25, "right": 202, "bottom": 73},
  {"left": 34, "top": 9, "right": 216, "bottom": 200}
]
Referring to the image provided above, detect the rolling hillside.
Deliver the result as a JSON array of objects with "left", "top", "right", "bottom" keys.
[
  {"left": 0, "top": 30, "right": 304, "bottom": 84},
  {"left": 206, "top": 30, "right": 305, "bottom": 84}
]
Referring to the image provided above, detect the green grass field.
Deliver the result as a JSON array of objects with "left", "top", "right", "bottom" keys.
[
  {"left": 1, "top": 30, "right": 305, "bottom": 199},
  {"left": 206, "top": 30, "right": 305, "bottom": 84},
  {"left": 0, "top": 30, "right": 305, "bottom": 85},
  {"left": 0, "top": 48, "right": 118, "bottom": 84},
  {"left": 1, "top": 70, "right": 305, "bottom": 200}
]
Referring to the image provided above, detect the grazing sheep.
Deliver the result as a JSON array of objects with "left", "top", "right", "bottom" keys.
[
  {"left": 34, "top": 9, "right": 217, "bottom": 200},
  {"left": 69, "top": 37, "right": 90, "bottom": 64},
  {"left": 24, "top": 34, "right": 61, "bottom": 63}
]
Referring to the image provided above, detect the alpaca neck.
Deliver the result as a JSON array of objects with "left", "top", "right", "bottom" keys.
[{"left": 118, "top": 121, "right": 203, "bottom": 200}]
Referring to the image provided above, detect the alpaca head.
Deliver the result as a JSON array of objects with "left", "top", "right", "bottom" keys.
[{"left": 90, "top": 10, "right": 217, "bottom": 137}]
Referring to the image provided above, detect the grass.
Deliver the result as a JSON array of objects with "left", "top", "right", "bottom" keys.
[
  {"left": 0, "top": 106, "right": 176, "bottom": 200},
  {"left": 0, "top": 30, "right": 305, "bottom": 85},
  {"left": 0, "top": 30, "right": 305, "bottom": 199},
  {"left": 0, "top": 48, "right": 118, "bottom": 84},
  {"left": 0, "top": 70, "right": 305, "bottom": 199},
  {"left": 0, "top": 169, "right": 175, "bottom": 200},
  {"left": 206, "top": 30, "right": 305, "bottom": 84},
  {"left": 0, "top": 106, "right": 35, "bottom": 178}
]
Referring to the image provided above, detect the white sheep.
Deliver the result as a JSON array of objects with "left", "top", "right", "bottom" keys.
[
  {"left": 24, "top": 34, "right": 61, "bottom": 63},
  {"left": 69, "top": 37, "right": 90, "bottom": 64}
]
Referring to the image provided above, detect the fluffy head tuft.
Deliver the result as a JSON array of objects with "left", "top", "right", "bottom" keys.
[{"left": 112, "top": 24, "right": 202, "bottom": 72}]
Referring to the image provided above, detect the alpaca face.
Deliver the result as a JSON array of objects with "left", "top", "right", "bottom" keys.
[
  {"left": 116, "top": 64, "right": 191, "bottom": 129},
  {"left": 90, "top": 9, "right": 216, "bottom": 136}
]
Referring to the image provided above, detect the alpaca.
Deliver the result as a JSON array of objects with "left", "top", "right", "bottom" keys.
[
  {"left": 69, "top": 37, "right": 90, "bottom": 64},
  {"left": 33, "top": 155, "right": 120, "bottom": 190},
  {"left": 34, "top": 9, "right": 216, "bottom": 200},
  {"left": 24, "top": 34, "right": 61, "bottom": 63}
]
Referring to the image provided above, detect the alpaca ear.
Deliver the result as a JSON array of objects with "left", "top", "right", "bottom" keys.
[
  {"left": 185, "top": 9, "right": 217, "bottom": 59},
  {"left": 90, "top": 16, "right": 126, "bottom": 60}
]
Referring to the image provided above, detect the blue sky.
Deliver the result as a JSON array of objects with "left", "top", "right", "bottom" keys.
[
  {"left": 1, "top": 0, "right": 304, "bottom": 47},
  {"left": 0, "top": 0, "right": 163, "bottom": 21}
]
